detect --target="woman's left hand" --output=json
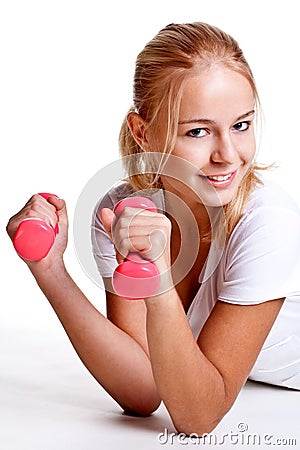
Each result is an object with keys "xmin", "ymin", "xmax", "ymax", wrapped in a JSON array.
[{"xmin": 100, "ymin": 205, "xmax": 173, "ymax": 287}]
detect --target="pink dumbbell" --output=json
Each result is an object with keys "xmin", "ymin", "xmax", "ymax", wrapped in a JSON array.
[
  {"xmin": 112, "ymin": 196, "xmax": 160, "ymax": 300},
  {"xmin": 13, "ymin": 193, "xmax": 59, "ymax": 261}
]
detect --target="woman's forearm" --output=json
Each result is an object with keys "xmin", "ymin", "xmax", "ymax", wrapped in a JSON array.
[
  {"xmin": 29, "ymin": 262, "xmax": 160, "ymax": 415},
  {"xmin": 100, "ymin": 192, "xmax": 229, "ymax": 430},
  {"xmin": 145, "ymin": 290, "xmax": 228, "ymax": 434}
]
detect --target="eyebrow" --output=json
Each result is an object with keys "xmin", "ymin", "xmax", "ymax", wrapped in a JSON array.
[{"xmin": 178, "ymin": 109, "xmax": 256, "ymax": 125}]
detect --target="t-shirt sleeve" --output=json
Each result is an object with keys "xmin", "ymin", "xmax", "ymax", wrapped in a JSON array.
[
  {"xmin": 91, "ymin": 193, "xmax": 118, "ymax": 279},
  {"xmin": 218, "ymin": 206, "xmax": 300, "ymax": 305}
]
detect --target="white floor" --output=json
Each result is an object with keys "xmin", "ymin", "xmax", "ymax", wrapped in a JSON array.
[{"xmin": 1, "ymin": 322, "xmax": 299, "ymax": 450}]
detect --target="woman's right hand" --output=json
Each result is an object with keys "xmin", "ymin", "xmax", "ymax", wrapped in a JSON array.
[{"xmin": 6, "ymin": 194, "xmax": 68, "ymax": 270}]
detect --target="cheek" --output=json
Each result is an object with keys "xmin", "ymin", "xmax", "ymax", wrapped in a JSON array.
[
  {"xmin": 247, "ymin": 142, "xmax": 256, "ymax": 163},
  {"xmin": 238, "ymin": 133, "xmax": 256, "ymax": 164},
  {"xmin": 172, "ymin": 139, "xmax": 208, "ymax": 165},
  {"xmin": 247, "ymin": 130, "xmax": 256, "ymax": 155}
]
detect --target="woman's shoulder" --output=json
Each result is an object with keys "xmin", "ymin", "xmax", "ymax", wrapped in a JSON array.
[
  {"xmin": 94, "ymin": 182, "xmax": 135, "ymax": 210},
  {"xmin": 220, "ymin": 172, "xmax": 300, "ymax": 304},
  {"xmin": 230, "ymin": 172, "xmax": 300, "ymax": 245},
  {"xmin": 94, "ymin": 181, "xmax": 165, "ymax": 212},
  {"xmin": 245, "ymin": 172, "xmax": 300, "ymax": 216}
]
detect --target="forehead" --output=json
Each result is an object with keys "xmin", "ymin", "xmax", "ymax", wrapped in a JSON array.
[{"xmin": 179, "ymin": 67, "xmax": 255, "ymax": 121}]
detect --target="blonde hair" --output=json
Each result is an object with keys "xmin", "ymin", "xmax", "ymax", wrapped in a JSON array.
[{"xmin": 119, "ymin": 22, "xmax": 264, "ymax": 238}]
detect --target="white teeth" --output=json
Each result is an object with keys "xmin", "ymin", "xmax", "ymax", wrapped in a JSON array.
[{"xmin": 207, "ymin": 173, "xmax": 232, "ymax": 182}]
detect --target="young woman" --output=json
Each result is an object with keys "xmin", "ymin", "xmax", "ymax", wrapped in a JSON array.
[{"xmin": 7, "ymin": 22, "xmax": 300, "ymax": 436}]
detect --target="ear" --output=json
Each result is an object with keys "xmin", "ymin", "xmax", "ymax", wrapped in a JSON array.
[{"xmin": 127, "ymin": 112, "xmax": 150, "ymax": 150}]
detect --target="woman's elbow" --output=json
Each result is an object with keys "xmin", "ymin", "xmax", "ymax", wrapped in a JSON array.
[
  {"xmin": 121, "ymin": 397, "xmax": 162, "ymax": 417},
  {"xmin": 170, "ymin": 401, "xmax": 233, "ymax": 437},
  {"xmin": 173, "ymin": 417, "xmax": 221, "ymax": 437}
]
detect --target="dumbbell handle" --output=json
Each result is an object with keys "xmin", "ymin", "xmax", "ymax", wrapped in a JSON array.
[
  {"xmin": 112, "ymin": 196, "xmax": 160, "ymax": 300},
  {"xmin": 13, "ymin": 193, "xmax": 59, "ymax": 261}
]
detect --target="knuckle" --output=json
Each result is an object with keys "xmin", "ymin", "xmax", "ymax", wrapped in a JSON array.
[
  {"xmin": 6, "ymin": 220, "xmax": 13, "ymax": 235},
  {"xmin": 30, "ymin": 194, "xmax": 42, "ymax": 205},
  {"xmin": 116, "ymin": 240, "xmax": 129, "ymax": 258},
  {"xmin": 118, "ymin": 228, "xmax": 129, "ymax": 244},
  {"xmin": 160, "ymin": 215, "xmax": 171, "ymax": 231},
  {"xmin": 26, "ymin": 208, "xmax": 39, "ymax": 217},
  {"xmin": 117, "ymin": 216, "xmax": 129, "ymax": 230}
]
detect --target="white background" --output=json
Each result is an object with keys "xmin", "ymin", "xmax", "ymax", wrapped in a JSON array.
[{"xmin": 1, "ymin": 0, "xmax": 300, "ymax": 340}]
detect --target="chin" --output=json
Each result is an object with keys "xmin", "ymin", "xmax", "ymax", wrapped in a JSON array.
[{"xmin": 191, "ymin": 182, "xmax": 236, "ymax": 208}]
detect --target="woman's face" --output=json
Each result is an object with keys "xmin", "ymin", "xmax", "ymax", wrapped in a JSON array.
[{"xmin": 158, "ymin": 66, "xmax": 256, "ymax": 208}]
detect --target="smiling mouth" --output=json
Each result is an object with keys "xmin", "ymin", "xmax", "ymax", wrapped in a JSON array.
[
  {"xmin": 206, "ymin": 173, "xmax": 233, "ymax": 182},
  {"xmin": 200, "ymin": 171, "xmax": 237, "ymax": 186}
]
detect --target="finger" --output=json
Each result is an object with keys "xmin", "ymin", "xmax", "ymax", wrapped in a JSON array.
[
  {"xmin": 100, "ymin": 208, "xmax": 115, "ymax": 238},
  {"xmin": 47, "ymin": 196, "xmax": 68, "ymax": 230},
  {"xmin": 115, "ymin": 249, "xmax": 125, "ymax": 265},
  {"xmin": 32, "ymin": 195, "xmax": 59, "ymax": 230}
]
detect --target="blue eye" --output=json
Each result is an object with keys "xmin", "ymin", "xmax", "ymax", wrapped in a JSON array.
[
  {"xmin": 233, "ymin": 121, "xmax": 250, "ymax": 131},
  {"xmin": 186, "ymin": 128, "xmax": 207, "ymax": 138}
]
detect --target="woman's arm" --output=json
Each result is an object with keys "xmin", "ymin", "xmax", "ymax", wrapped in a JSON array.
[
  {"xmin": 31, "ymin": 263, "xmax": 161, "ymax": 415},
  {"xmin": 100, "ymin": 204, "xmax": 285, "ymax": 435},
  {"xmin": 145, "ymin": 291, "xmax": 284, "ymax": 435},
  {"xmin": 6, "ymin": 195, "xmax": 160, "ymax": 416}
]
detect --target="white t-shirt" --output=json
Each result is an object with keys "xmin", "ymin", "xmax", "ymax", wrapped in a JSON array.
[{"xmin": 91, "ymin": 174, "xmax": 300, "ymax": 389}]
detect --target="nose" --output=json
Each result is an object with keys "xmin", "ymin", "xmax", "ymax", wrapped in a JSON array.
[{"xmin": 211, "ymin": 133, "xmax": 238, "ymax": 165}]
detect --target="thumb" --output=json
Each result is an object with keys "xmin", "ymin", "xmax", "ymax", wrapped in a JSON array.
[
  {"xmin": 99, "ymin": 207, "xmax": 115, "ymax": 238},
  {"xmin": 47, "ymin": 196, "xmax": 68, "ymax": 228}
]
